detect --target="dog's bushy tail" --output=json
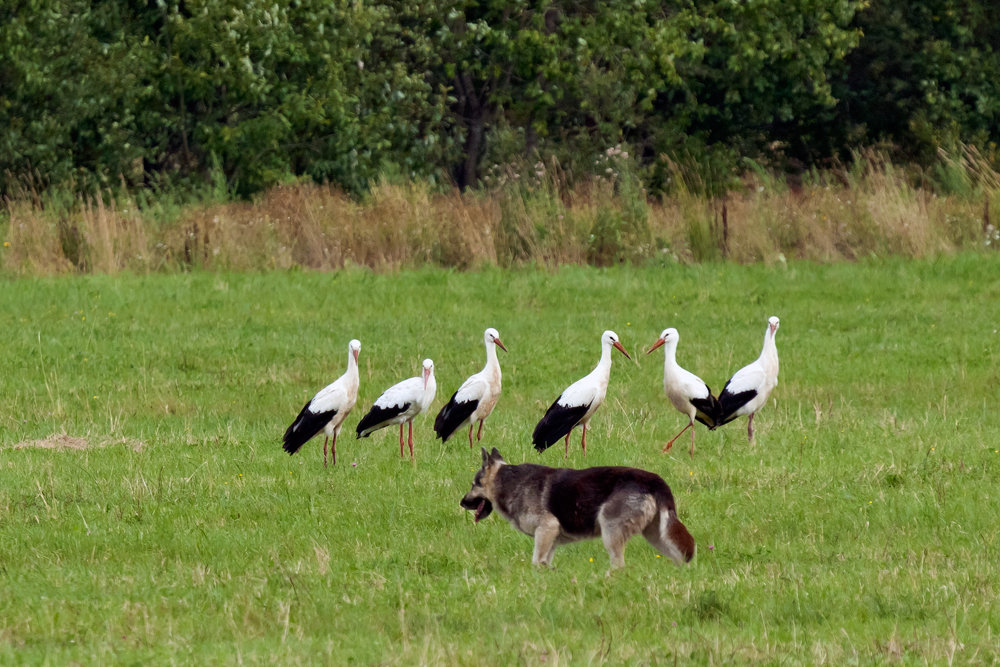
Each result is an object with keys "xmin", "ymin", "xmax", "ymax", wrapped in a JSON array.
[
  {"xmin": 647, "ymin": 481, "xmax": 695, "ymax": 564},
  {"xmin": 664, "ymin": 510, "xmax": 695, "ymax": 563}
]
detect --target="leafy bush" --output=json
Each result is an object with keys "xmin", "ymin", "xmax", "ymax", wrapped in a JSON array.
[{"xmin": 1, "ymin": 0, "xmax": 998, "ymax": 200}]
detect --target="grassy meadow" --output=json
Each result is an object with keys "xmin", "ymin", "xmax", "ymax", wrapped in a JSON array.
[{"xmin": 2, "ymin": 256, "xmax": 1000, "ymax": 663}]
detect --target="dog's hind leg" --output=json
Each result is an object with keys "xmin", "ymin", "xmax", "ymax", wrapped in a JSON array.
[
  {"xmin": 601, "ymin": 526, "xmax": 628, "ymax": 569},
  {"xmin": 599, "ymin": 495, "xmax": 656, "ymax": 569},
  {"xmin": 598, "ymin": 509, "xmax": 634, "ymax": 569},
  {"xmin": 532, "ymin": 517, "xmax": 561, "ymax": 566},
  {"xmin": 541, "ymin": 540, "xmax": 558, "ymax": 566}
]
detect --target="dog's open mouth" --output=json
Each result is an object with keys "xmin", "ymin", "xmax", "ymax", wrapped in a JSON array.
[
  {"xmin": 465, "ymin": 498, "xmax": 492, "ymax": 522},
  {"xmin": 461, "ymin": 494, "xmax": 493, "ymax": 522}
]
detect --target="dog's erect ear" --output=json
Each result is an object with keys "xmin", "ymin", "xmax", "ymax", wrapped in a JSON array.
[
  {"xmin": 480, "ymin": 447, "xmax": 489, "ymax": 468},
  {"xmin": 490, "ymin": 447, "xmax": 505, "ymax": 463}
]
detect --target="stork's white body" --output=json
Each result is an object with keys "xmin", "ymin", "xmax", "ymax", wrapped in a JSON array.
[
  {"xmin": 356, "ymin": 359, "xmax": 437, "ymax": 459},
  {"xmin": 557, "ymin": 346, "xmax": 615, "ymax": 425},
  {"xmin": 365, "ymin": 368, "xmax": 437, "ymax": 429},
  {"xmin": 648, "ymin": 328, "xmax": 718, "ymax": 457},
  {"xmin": 717, "ymin": 317, "xmax": 780, "ymax": 441},
  {"xmin": 283, "ymin": 339, "xmax": 361, "ymax": 466},
  {"xmin": 454, "ymin": 351, "xmax": 502, "ymax": 425},
  {"xmin": 532, "ymin": 330, "xmax": 631, "ymax": 457},
  {"xmin": 434, "ymin": 329, "xmax": 507, "ymax": 447}
]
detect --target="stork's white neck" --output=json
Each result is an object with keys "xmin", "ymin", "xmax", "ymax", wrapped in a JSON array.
[
  {"xmin": 421, "ymin": 371, "xmax": 437, "ymax": 408},
  {"xmin": 596, "ymin": 340, "xmax": 615, "ymax": 374},
  {"xmin": 484, "ymin": 340, "xmax": 502, "ymax": 378},
  {"xmin": 346, "ymin": 348, "xmax": 360, "ymax": 379},
  {"xmin": 759, "ymin": 327, "xmax": 779, "ymax": 372},
  {"xmin": 662, "ymin": 339, "xmax": 679, "ymax": 371}
]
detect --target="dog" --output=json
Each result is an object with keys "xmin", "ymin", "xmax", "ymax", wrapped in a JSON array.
[{"xmin": 460, "ymin": 448, "xmax": 695, "ymax": 568}]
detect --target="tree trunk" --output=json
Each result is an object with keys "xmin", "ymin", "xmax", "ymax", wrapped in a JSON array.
[{"xmin": 455, "ymin": 71, "xmax": 485, "ymax": 190}]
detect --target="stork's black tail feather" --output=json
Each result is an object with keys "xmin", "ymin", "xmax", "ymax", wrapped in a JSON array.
[
  {"xmin": 433, "ymin": 393, "xmax": 478, "ymax": 442},
  {"xmin": 356, "ymin": 402, "xmax": 410, "ymax": 439},
  {"xmin": 532, "ymin": 401, "xmax": 590, "ymax": 452},
  {"xmin": 691, "ymin": 391, "xmax": 720, "ymax": 430},
  {"xmin": 282, "ymin": 401, "xmax": 335, "ymax": 454},
  {"xmin": 714, "ymin": 388, "xmax": 757, "ymax": 429}
]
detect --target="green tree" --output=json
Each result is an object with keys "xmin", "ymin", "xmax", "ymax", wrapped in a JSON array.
[
  {"xmin": 0, "ymin": 0, "xmax": 158, "ymax": 191},
  {"xmin": 394, "ymin": 0, "xmax": 860, "ymax": 190},
  {"xmin": 149, "ymin": 0, "xmax": 437, "ymax": 196},
  {"xmin": 0, "ymin": 0, "xmax": 452, "ymax": 197},
  {"xmin": 837, "ymin": 0, "xmax": 1000, "ymax": 163}
]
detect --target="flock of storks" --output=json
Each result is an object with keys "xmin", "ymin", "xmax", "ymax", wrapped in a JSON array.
[{"xmin": 282, "ymin": 318, "xmax": 780, "ymax": 466}]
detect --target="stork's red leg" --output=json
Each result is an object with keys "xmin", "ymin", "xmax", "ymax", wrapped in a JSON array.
[
  {"xmin": 331, "ymin": 431, "xmax": 337, "ymax": 466},
  {"xmin": 407, "ymin": 421, "xmax": 414, "ymax": 459},
  {"xmin": 468, "ymin": 424, "xmax": 474, "ymax": 449},
  {"xmin": 663, "ymin": 422, "xmax": 692, "ymax": 453},
  {"xmin": 689, "ymin": 420, "xmax": 696, "ymax": 459},
  {"xmin": 476, "ymin": 420, "xmax": 484, "ymax": 441},
  {"xmin": 323, "ymin": 437, "xmax": 329, "ymax": 467},
  {"xmin": 747, "ymin": 413, "xmax": 755, "ymax": 442},
  {"xmin": 581, "ymin": 424, "xmax": 587, "ymax": 455},
  {"xmin": 399, "ymin": 424, "xmax": 405, "ymax": 458}
]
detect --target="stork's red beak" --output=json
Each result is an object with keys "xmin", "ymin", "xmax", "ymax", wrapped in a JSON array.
[
  {"xmin": 646, "ymin": 338, "xmax": 666, "ymax": 354},
  {"xmin": 613, "ymin": 340, "xmax": 632, "ymax": 360},
  {"xmin": 494, "ymin": 338, "xmax": 508, "ymax": 353}
]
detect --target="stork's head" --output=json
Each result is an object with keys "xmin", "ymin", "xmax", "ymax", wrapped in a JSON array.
[
  {"xmin": 484, "ymin": 327, "xmax": 508, "ymax": 353},
  {"xmin": 422, "ymin": 358, "xmax": 434, "ymax": 388},
  {"xmin": 647, "ymin": 327, "xmax": 678, "ymax": 354},
  {"xmin": 349, "ymin": 339, "xmax": 361, "ymax": 362},
  {"xmin": 767, "ymin": 316, "xmax": 780, "ymax": 336},
  {"xmin": 602, "ymin": 330, "xmax": 631, "ymax": 360}
]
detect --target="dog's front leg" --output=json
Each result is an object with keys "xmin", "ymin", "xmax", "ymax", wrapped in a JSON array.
[{"xmin": 532, "ymin": 518, "xmax": 561, "ymax": 566}]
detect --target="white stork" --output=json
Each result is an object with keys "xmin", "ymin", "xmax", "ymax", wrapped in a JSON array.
[
  {"xmin": 434, "ymin": 328, "xmax": 507, "ymax": 447},
  {"xmin": 647, "ymin": 328, "xmax": 719, "ymax": 458},
  {"xmin": 716, "ymin": 316, "xmax": 780, "ymax": 441},
  {"xmin": 532, "ymin": 330, "xmax": 631, "ymax": 457},
  {"xmin": 282, "ymin": 339, "xmax": 361, "ymax": 467},
  {"xmin": 355, "ymin": 358, "xmax": 437, "ymax": 460}
]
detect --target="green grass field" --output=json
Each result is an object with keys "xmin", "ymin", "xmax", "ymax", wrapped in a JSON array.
[{"xmin": 2, "ymin": 255, "xmax": 999, "ymax": 663}]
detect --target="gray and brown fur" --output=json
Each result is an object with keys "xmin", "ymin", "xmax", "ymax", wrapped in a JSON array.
[{"xmin": 460, "ymin": 448, "xmax": 695, "ymax": 568}]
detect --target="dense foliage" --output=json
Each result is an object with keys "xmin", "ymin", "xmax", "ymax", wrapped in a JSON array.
[{"xmin": 1, "ymin": 0, "xmax": 998, "ymax": 197}]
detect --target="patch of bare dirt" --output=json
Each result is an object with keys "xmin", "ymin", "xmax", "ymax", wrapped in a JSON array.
[
  {"xmin": 11, "ymin": 434, "xmax": 147, "ymax": 451},
  {"xmin": 14, "ymin": 434, "xmax": 91, "ymax": 450}
]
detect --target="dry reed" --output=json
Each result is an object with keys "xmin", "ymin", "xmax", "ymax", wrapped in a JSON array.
[{"xmin": 2, "ymin": 151, "xmax": 997, "ymax": 275}]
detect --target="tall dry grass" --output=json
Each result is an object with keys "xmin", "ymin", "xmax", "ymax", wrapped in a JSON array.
[{"xmin": 2, "ymin": 150, "xmax": 998, "ymax": 275}]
